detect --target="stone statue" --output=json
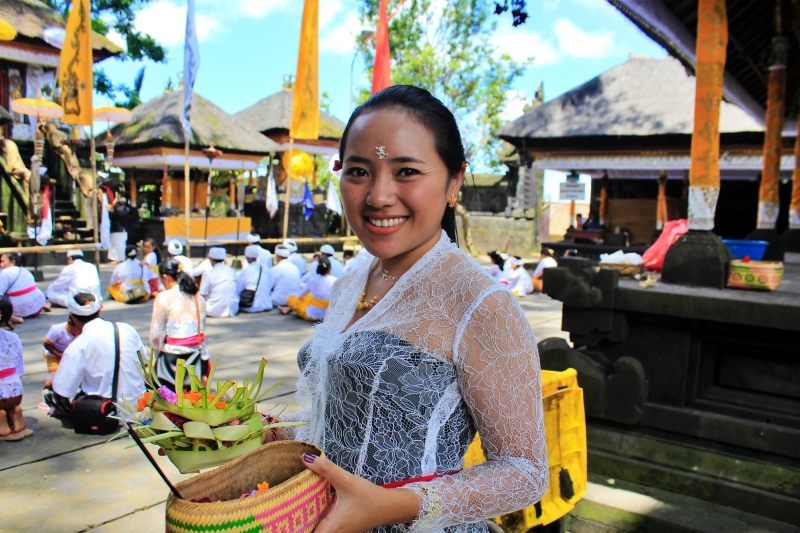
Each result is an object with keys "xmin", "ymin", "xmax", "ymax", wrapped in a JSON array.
[{"xmin": 39, "ymin": 121, "xmax": 93, "ymax": 197}]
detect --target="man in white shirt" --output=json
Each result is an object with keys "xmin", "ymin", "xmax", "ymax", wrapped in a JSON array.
[
  {"xmin": 342, "ymin": 247, "xmax": 374, "ymax": 274},
  {"xmin": 45, "ymin": 250, "xmax": 102, "ymax": 308},
  {"xmin": 246, "ymin": 234, "xmax": 273, "ymax": 273},
  {"xmin": 284, "ymin": 239, "xmax": 307, "ymax": 275},
  {"xmin": 199, "ymin": 247, "xmax": 239, "ymax": 317},
  {"xmin": 237, "ymin": 246, "xmax": 272, "ymax": 313},
  {"xmin": 43, "ymin": 292, "xmax": 146, "ymax": 417},
  {"xmin": 532, "ymin": 248, "xmax": 558, "ymax": 293},
  {"xmin": 167, "ymin": 239, "xmax": 194, "ymax": 277},
  {"xmin": 271, "ymin": 244, "xmax": 302, "ymax": 307},
  {"xmin": 307, "ymin": 244, "xmax": 343, "ymax": 279}
]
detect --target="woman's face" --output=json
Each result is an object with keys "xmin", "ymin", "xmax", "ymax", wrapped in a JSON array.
[
  {"xmin": 143, "ymin": 241, "xmax": 154, "ymax": 254},
  {"xmin": 0, "ymin": 254, "xmax": 12, "ymax": 269},
  {"xmin": 340, "ymin": 109, "xmax": 463, "ymax": 260}
]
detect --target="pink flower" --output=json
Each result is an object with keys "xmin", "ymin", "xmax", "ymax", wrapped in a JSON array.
[{"xmin": 157, "ymin": 386, "xmax": 178, "ymax": 405}]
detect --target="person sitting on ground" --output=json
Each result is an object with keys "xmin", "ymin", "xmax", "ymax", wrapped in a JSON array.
[
  {"xmin": 199, "ymin": 247, "xmax": 239, "ymax": 317},
  {"xmin": 108, "ymin": 245, "xmax": 155, "ymax": 303},
  {"xmin": 167, "ymin": 239, "xmax": 193, "ymax": 277},
  {"xmin": 283, "ymin": 239, "xmax": 307, "ymax": 275},
  {"xmin": 342, "ymin": 249, "xmax": 355, "ymax": 267},
  {"xmin": 237, "ymin": 246, "xmax": 273, "ymax": 313},
  {"xmin": 270, "ymin": 244, "xmax": 302, "ymax": 308},
  {"xmin": 246, "ymin": 234, "xmax": 273, "ymax": 273},
  {"xmin": 342, "ymin": 246, "xmax": 374, "ymax": 274},
  {"xmin": 0, "ymin": 252, "xmax": 49, "ymax": 322},
  {"xmin": 45, "ymin": 250, "xmax": 101, "ymax": 308},
  {"xmin": 280, "ymin": 257, "xmax": 336, "ymax": 321},
  {"xmin": 192, "ymin": 249, "xmax": 213, "ymax": 285},
  {"xmin": 107, "ymin": 197, "xmax": 130, "ymax": 264},
  {"xmin": 43, "ymin": 320, "xmax": 78, "ymax": 377},
  {"xmin": 305, "ymin": 245, "xmax": 344, "ymax": 281},
  {"xmin": 0, "ymin": 296, "xmax": 33, "ymax": 440},
  {"xmin": 150, "ymin": 259, "xmax": 208, "ymax": 390},
  {"xmin": 531, "ymin": 248, "xmax": 558, "ymax": 293},
  {"xmin": 43, "ymin": 292, "xmax": 146, "ymax": 418},
  {"xmin": 507, "ymin": 256, "xmax": 534, "ymax": 298},
  {"xmin": 141, "ymin": 237, "xmax": 164, "ymax": 294},
  {"xmin": 487, "ymin": 250, "xmax": 509, "ymax": 284}
]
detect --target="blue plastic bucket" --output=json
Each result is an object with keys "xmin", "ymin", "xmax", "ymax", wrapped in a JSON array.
[{"xmin": 722, "ymin": 239, "xmax": 769, "ymax": 260}]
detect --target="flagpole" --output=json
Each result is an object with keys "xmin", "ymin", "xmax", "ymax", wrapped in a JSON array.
[
  {"xmin": 204, "ymin": 160, "xmax": 212, "ymax": 257},
  {"xmin": 282, "ymin": 137, "xmax": 294, "ymax": 242},
  {"xmin": 184, "ymin": 140, "xmax": 191, "ymax": 257},
  {"xmin": 90, "ymin": 123, "xmax": 99, "ymax": 266}
]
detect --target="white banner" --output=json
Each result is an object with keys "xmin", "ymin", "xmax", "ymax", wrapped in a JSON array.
[{"xmin": 181, "ymin": 0, "xmax": 200, "ymax": 140}]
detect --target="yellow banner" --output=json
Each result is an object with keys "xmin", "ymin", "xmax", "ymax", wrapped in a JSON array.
[
  {"xmin": 290, "ymin": 0, "xmax": 319, "ymax": 140},
  {"xmin": 59, "ymin": 0, "xmax": 93, "ymax": 125}
]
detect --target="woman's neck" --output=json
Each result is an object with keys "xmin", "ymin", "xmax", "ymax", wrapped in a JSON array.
[
  {"xmin": 163, "ymin": 277, "xmax": 177, "ymax": 290},
  {"xmin": 376, "ymin": 229, "xmax": 442, "ymax": 279}
]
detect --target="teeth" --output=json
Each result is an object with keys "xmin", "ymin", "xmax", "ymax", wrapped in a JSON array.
[{"xmin": 369, "ymin": 217, "xmax": 407, "ymax": 228}]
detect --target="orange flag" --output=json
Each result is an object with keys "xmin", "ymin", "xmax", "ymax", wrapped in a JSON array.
[
  {"xmin": 59, "ymin": 0, "xmax": 93, "ymax": 125},
  {"xmin": 291, "ymin": 0, "xmax": 319, "ymax": 140},
  {"xmin": 371, "ymin": 0, "xmax": 392, "ymax": 94}
]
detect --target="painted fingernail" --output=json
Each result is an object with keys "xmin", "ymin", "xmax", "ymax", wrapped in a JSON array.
[{"xmin": 303, "ymin": 452, "xmax": 318, "ymax": 464}]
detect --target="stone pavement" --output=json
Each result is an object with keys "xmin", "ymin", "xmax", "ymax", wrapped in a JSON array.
[{"xmin": 0, "ymin": 260, "xmax": 567, "ymax": 533}]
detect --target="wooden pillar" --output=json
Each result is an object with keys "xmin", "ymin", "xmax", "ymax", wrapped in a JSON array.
[
  {"xmin": 162, "ymin": 167, "xmax": 171, "ymax": 209},
  {"xmin": 656, "ymin": 172, "xmax": 667, "ymax": 230},
  {"xmin": 792, "ymin": 118, "xmax": 800, "ymax": 229},
  {"xmin": 757, "ymin": 36, "xmax": 788, "ymax": 230},
  {"xmin": 598, "ymin": 174, "xmax": 608, "ymax": 226},
  {"xmin": 229, "ymin": 173, "xmax": 236, "ymax": 208},
  {"xmin": 130, "ymin": 170, "xmax": 137, "ymax": 207},
  {"xmin": 687, "ymin": 0, "xmax": 727, "ymax": 231},
  {"xmin": 194, "ymin": 179, "xmax": 206, "ymax": 212}
]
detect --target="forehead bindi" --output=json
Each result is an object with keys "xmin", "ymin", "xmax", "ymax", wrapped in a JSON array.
[{"xmin": 346, "ymin": 110, "xmax": 437, "ymax": 162}]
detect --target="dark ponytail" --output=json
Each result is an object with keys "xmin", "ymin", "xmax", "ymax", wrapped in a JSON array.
[
  {"xmin": 317, "ymin": 258, "xmax": 331, "ymax": 275},
  {"xmin": 0, "ymin": 295, "xmax": 13, "ymax": 329},
  {"xmin": 160, "ymin": 258, "xmax": 198, "ymax": 295},
  {"xmin": 339, "ymin": 85, "xmax": 465, "ymax": 244}
]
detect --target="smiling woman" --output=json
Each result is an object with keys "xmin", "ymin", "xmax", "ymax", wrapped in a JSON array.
[{"xmin": 272, "ymin": 86, "xmax": 548, "ymax": 533}]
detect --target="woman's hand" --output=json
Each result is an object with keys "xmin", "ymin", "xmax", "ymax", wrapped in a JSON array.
[{"xmin": 302, "ymin": 453, "xmax": 421, "ymax": 533}]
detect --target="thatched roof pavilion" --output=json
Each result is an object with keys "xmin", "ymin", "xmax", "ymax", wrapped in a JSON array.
[
  {"xmin": 107, "ymin": 90, "xmax": 280, "ymax": 172},
  {"xmin": 234, "ymin": 87, "xmax": 346, "ymax": 156},
  {"xmin": 0, "ymin": 0, "xmax": 122, "ymax": 65}
]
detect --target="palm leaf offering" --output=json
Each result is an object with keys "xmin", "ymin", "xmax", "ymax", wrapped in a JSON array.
[{"xmin": 114, "ymin": 351, "xmax": 304, "ymax": 474}]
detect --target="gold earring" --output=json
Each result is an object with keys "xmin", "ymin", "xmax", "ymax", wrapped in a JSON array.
[{"xmin": 448, "ymin": 194, "xmax": 457, "ymax": 208}]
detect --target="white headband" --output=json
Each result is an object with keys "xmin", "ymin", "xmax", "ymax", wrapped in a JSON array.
[
  {"xmin": 167, "ymin": 240, "xmax": 183, "ymax": 255},
  {"xmin": 247, "ymin": 234, "xmax": 261, "ymax": 244},
  {"xmin": 67, "ymin": 292, "xmax": 101, "ymax": 317},
  {"xmin": 245, "ymin": 245, "xmax": 260, "ymax": 259}
]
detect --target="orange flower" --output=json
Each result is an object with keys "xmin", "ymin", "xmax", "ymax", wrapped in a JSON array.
[
  {"xmin": 215, "ymin": 401, "xmax": 227, "ymax": 409},
  {"xmin": 136, "ymin": 391, "xmax": 152, "ymax": 412},
  {"xmin": 184, "ymin": 391, "xmax": 202, "ymax": 406},
  {"xmin": 257, "ymin": 482, "xmax": 269, "ymax": 493}
]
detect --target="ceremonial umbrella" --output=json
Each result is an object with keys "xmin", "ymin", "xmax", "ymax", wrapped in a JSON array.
[
  {"xmin": 0, "ymin": 19, "xmax": 16, "ymax": 41},
  {"xmin": 94, "ymin": 106, "xmax": 133, "ymax": 167},
  {"xmin": 0, "ymin": 105, "xmax": 12, "ymax": 126}
]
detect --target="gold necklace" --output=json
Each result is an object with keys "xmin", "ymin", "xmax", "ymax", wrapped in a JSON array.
[{"xmin": 356, "ymin": 290, "xmax": 380, "ymax": 311}]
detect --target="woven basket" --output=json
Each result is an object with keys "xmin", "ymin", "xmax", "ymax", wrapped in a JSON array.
[{"xmin": 166, "ymin": 441, "xmax": 331, "ymax": 533}]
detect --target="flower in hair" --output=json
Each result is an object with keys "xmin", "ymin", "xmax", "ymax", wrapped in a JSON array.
[{"xmin": 332, "ymin": 159, "xmax": 342, "ymax": 171}]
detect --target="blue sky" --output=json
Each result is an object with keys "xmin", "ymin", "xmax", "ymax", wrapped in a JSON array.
[{"xmin": 98, "ymin": 0, "xmax": 667, "ymax": 199}]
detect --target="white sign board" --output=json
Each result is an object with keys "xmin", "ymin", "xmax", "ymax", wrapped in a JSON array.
[{"xmin": 559, "ymin": 182, "xmax": 586, "ymax": 201}]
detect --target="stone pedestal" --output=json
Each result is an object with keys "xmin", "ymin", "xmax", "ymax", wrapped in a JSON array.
[
  {"xmin": 745, "ymin": 228, "xmax": 784, "ymax": 261},
  {"xmin": 781, "ymin": 228, "xmax": 800, "ymax": 253},
  {"xmin": 661, "ymin": 230, "xmax": 731, "ymax": 288}
]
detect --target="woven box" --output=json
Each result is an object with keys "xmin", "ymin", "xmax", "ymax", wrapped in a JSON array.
[
  {"xmin": 599, "ymin": 263, "xmax": 644, "ymax": 278},
  {"xmin": 166, "ymin": 441, "xmax": 332, "ymax": 533},
  {"xmin": 727, "ymin": 260, "xmax": 783, "ymax": 291}
]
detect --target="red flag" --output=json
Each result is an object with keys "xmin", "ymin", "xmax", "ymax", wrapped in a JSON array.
[{"xmin": 371, "ymin": 0, "xmax": 391, "ymax": 94}]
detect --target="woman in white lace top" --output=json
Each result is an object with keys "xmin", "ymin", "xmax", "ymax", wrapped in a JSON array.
[
  {"xmin": 275, "ymin": 86, "xmax": 548, "ymax": 533},
  {"xmin": 150, "ymin": 258, "xmax": 208, "ymax": 389}
]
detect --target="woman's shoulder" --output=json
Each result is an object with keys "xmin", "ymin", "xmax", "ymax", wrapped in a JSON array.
[{"xmin": 0, "ymin": 328, "xmax": 22, "ymax": 348}]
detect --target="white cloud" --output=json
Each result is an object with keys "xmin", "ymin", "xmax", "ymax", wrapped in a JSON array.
[
  {"xmin": 320, "ymin": 0, "xmax": 346, "ymax": 30},
  {"xmin": 320, "ymin": 9, "xmax": 362, "ymax": 55},
  {"xmin": 502, "ymin": 89, "xmax": 529, "ymax": 121},
  {"xmin": 493, "ymin": 29, "xmax": 560, "ymax": 66},
  {"xmin": 553, "ymin": 19, "xmax": 615, "ymax": 58},
  {"xmin": 135, "ymin": 1, "xmax": 220, "ymax": 46},
  {"xmin": 232, "ymin": 0, "xmax": 290, "ymax": 19}
]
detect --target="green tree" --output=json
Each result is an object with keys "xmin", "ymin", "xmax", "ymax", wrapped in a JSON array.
[
  {"xmin": 358, "ymin": 0, "xmax": 529, "ymax": 169},
  {"xmin": 46, "ymin": 0, "xmax": 167, "ymax": 102}
]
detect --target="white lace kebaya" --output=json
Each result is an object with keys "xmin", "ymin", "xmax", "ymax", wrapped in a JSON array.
[{"xmin": 286, "ymin": 230, "xmax": 548, "ymax": 533}]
